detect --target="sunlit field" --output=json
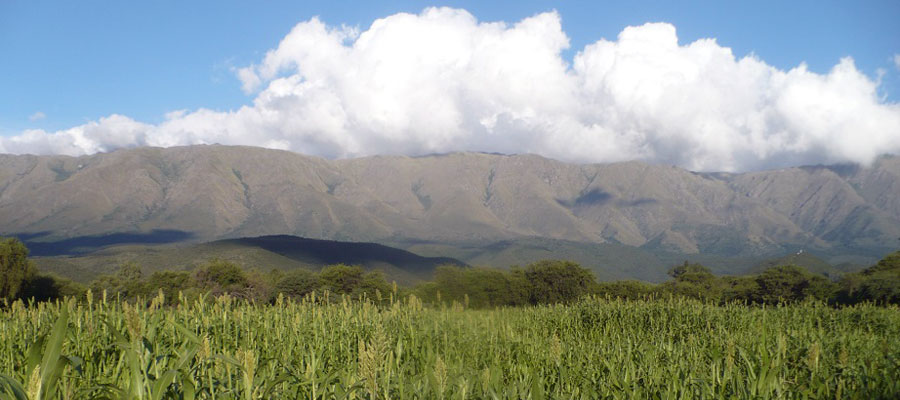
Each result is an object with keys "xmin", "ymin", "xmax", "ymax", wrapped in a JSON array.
[{"xmin": 2, "ymin": 293, "xmax": 899, "ymax": 399}]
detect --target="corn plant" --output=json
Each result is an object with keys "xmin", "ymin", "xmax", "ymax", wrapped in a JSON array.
[
  {"xmin": 1, "ymin": 294, "xmax": 899, "ymax": 399},
  {"xmin": 0, "ymin": 305, "xmax": 81, "ymax": 400}
]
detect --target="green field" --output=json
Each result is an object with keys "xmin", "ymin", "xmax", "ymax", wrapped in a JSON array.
[{"xmin": 1, "ymin": 295, "xmax": 899, "ymax": 399}]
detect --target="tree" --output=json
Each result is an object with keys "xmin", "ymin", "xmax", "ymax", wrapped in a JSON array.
[
  {"xmin": 319, "ymin": 264, "xmax": 364, "ymax": 295},
  {"xmin": 90, "ymin": 262, "xmax": 147, "ymax": 301},
  {"xmin": 145, "ymin": 270, "xmax": 192, "ymax": 303},
  {"xmin": 594, "ymin": 280, "xmax": 655, "ymax": 300},
  {"xmin": 668, "ymin": 261, "xmax": 711, "ymax": 279},
  {"xmin": 193, "ymin": 259, "xmax": 249, "ymax": 296},
  {"xmin": 836, "ymin": 251, "xmax": 900, "ymax": 304},
  {"xmin": 721, "ymin": 276, "xmax": 759, "ymax": 303},
  {"xmin": 20, "ymin": 274, "xmax": 86, "ymax": 302},
  {"xmin": 275, "ymin": 269, "xmax": 320, "ymax": 299},
  {"xmin": 864, "ymin": 251, "xmax": 900, "ymax": 275},
  {"xmin": 357, "ymin": 270, "xmax": 391, "ymax": 300},
  {"xmin": 661, "ymin": 262, "xmax": 723, "ymax": 301},
  {"xmin": 523, "ymin": 260, "xmax": 596, "ymax": 304},
  {"xmin": 0, "ymin": 237, "xmax": 36, "ymax": 301},
  {"xmin": 424, "ymin": 265, "xmax": 530, "ymax": 308},
  {"xmin": 855, "ymin": 274, "xmax": 900, "ymax": 304},
  {"xmin": 752, "ymin": 265, "xmax": 834, "ymax": 304}
]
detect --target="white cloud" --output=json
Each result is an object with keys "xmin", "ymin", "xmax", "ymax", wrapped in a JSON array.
[
  {"xmin": 1, "ymin": 115, "xmax": 151, "ymax": 156},
  {"xmin": 28, "ymin": 112, "xmax": 46, "ymax": 121},
  {"xmin": 2, "ymin": 7, "xmax": 899, "ymax": 171},
  {"xmin": 894, "ymin": 54, "xmax": 900, "ymax": 71}
]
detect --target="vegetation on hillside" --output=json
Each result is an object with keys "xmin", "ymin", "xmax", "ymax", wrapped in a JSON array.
[
  {"xmin": 3, "ymin": 237, "xmax": 900, "ymax": 307},
  {"xmin": 0, "ymin": 237, "xmax": 34, "ymax": 301}
]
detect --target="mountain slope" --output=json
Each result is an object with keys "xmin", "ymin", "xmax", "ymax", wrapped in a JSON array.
[
  {"xmin": 33, "ymin": 235, "xmax": 465, "ymax": 285},
  {"xmin": 3, "ymin": 145, "xmax": 899, "ymax": 269}
]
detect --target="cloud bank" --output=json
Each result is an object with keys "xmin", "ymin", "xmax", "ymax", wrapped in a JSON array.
[{"xmin": 2, "ymin": 8, "xmax": 899, "ymax": 171}]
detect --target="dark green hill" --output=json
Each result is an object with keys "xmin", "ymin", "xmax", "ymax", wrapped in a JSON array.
[
  {"xmin": 220, "ymin": 235, "xmax": 464, "ymax": 280},
  {"xmin": 33, "ymin": 235, "xmax": 465, "ymax": 285},
  {"xmin": 748, "ymin": 251, "xmax": 845, "ymax": 279},
  {"xmin": 392, "ymin": 237, "xmax": 672, "ymax": 282}
]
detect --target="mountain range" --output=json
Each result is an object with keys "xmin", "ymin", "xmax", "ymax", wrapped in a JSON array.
[{"xmin": 2, "ymin": 145, "xmax": 898, "ymax": 281}]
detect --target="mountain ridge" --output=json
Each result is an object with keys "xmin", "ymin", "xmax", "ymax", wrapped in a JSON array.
[{"xmin": 2, "ymin": 145, "xmax": 899, "ymax": 266}]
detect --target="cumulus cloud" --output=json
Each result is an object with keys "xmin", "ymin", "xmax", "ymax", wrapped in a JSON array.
[
  {"xmin": 1, "ymin": 115, "xmax": 151, "ymax": 156},
  {"xmin": 2, "ymin": 7, "xmax": 898, "ymax": 171},
  {"xmin": 28, "ymin": 112, "xmax": 46, "ymax": 121}
]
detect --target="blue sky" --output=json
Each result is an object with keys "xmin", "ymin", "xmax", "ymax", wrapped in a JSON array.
[
  {"xmin": 1, "ymin": 1, "xmax": 898, "ymax": 171},
  {"xmin": 2, "ymin": 0, "xmax": 898, "ymax": 134}
]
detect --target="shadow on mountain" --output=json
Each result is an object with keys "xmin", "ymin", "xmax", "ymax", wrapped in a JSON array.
[
  {"xmin": 801, "ymin": 163, "xmax": 861, "ymax": 178},
  {"xmin": 20, "ymin": 230, "xmax": 195, "ymax": 256},
  {"xmin": 219, "ymin": 235, "xmax": 466, "ymax": 275},
  {"xmin": 618, "ymin": 198, "xmax": 658, "ymax": 207},
  {"xmin": 557, "ymin": 189, "xmax": 614, "ymax": 208}
]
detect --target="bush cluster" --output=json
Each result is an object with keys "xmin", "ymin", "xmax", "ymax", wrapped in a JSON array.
[
  {"xmin": 596, "ymin": 256, "xmax": 900, "ymax": 306},
  {"xmin": 413, "ymin": 260, "xmax": 596, "ymax": 307},
  {"xmin": 81, "ymin": 260, "xmax": 393, "ymax": 305},
  {"xmin": 416, "ymin": 254, "xmax": 900, "ymax": 307},
  {"xmin": 2, "ymin": 236, "xmax": 899, "ymax": 308}
]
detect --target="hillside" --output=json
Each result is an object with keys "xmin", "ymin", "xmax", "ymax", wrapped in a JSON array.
[
  {"xmin": 747, "ymin": 251, "xmax": 848, "ymax": 279},
  {"xmin": 33, "ymin": 235, "xmax": 465, "ymax": 285},
  {"xmin": 3, "ymin": 145, "xmax": 900, "ymax": 276}
]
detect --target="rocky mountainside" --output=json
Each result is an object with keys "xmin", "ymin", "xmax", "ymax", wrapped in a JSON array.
[{"xmin": 2, "ymin": 145, "xmax": 899, "ymax": 263}]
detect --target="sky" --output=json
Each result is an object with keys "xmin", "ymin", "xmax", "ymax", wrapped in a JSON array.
[{"xmin": 1, "ymin": 0, "xmax": 899, "ymax": 171}]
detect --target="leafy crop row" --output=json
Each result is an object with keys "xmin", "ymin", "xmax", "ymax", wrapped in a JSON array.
[{"xmin": 1, "ymin": 293, "xmax": 899, "ymax": 399}]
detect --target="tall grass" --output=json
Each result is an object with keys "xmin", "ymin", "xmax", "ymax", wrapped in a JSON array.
[{"xmin": 1, "ymin": 293, "xmax": 899, "ymax": 399}]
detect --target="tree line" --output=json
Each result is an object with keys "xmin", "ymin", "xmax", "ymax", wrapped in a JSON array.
[{"xmin": 2, "ymin": 236, "xmax": 899, "ymax": 307}]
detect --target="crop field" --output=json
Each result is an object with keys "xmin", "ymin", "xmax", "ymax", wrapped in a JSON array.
[{"xmin": 1, "ymin": 293, "xmax": 899, "ymax": 399}]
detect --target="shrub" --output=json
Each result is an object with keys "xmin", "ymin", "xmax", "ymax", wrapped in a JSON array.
[
  {"xmin": 0, "ymin": 237, "xmax": 36, "ymax": 301},
  {"xmin": 522, "ymin": 260, "xmax": 596, "ymax": 304},
  {"xmin": 275, "ymin": 269, "xmax": 320, "ymax": 299},
  {"xmin": 193, "ymin": 259, "xmax": 250, "ymax": 296}
]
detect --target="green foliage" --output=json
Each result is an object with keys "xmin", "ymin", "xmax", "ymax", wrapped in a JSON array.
[
  {"xmin": 144, "ymin": 270, "xmax": 193, "ymax": 304},
  {"xmin": 20, "ymin": 274, "xmax": 85, "ymax": 303},
  {"xmin": 668, "ymin": 261, "xmax": 712, "ymax": 278},
  {"xmin": 522, "ymin": 260, "xmax": 596, "ymax": 304},
  {"xmin": 9, "ymin": 235, "xmax": 900, "ymax": 310},
  {"xmin": 836, "ymin": 250, "xmax": 900, "ymax": 304},
  {"xmin": 752, "ymin": 265, "xmax": 835, "ymax": 304},
  {"xmin": 88, "ymin": 261, "xmax": 148, "ymax": 302},
  {"xmin": 0, "ymin": 237, "xmax": 36, "ymax": 301},
  {"xmin": 866, "ymin": 250, "xmax": 900, "ymax": 274},
  {"xmin": 318, "ymin": 264, "xmax": 364, "ymax": 295},
  {"xmin": 721, "ymin": 276, "xmax": 759, "ymax": 303},
  {"xmin": 317, "ymin": 264, "xmax": 390, "ymax": 300},
  {"xmin": 417, "ymin": 265, "xmax": 530, "ymax": 308},
  {"xmin": 193, "ymin": 259, "xmax": 248, "ymax": 289},
  {"xmin": 660, "ymin": 262, "xmax": 723, "ymax": 301},
  {"xmin": 357, "ymin": 270, "xmax": 391, "ymax": 300},
  {"xmin": 1, "ymin": 297, "xmax": 900, "ymax": 398},
  {"xmin": 852, "ymin": 273, "xmax": 900, "ymax": 303},
  {"xmin": 274, "ymin": 269, "xmax": 320, "ymax": 299},
  {"xmin": 416, "ymin": 261, "xmax": 596, "ymax": 307},
  {"xmin": 0, "ymin": 306, "xmax": 81, "ymax": 400},
  {"xmin": 594, "ymin": 280, "xmax": 655, "ymax": 300},
  {"xmin": 2, "ymin": 239, "xmax": 900, "ymax": 397},
  {"xmin": 654, "ymin": 261, "xmax": 842, "ymax": 305}
]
